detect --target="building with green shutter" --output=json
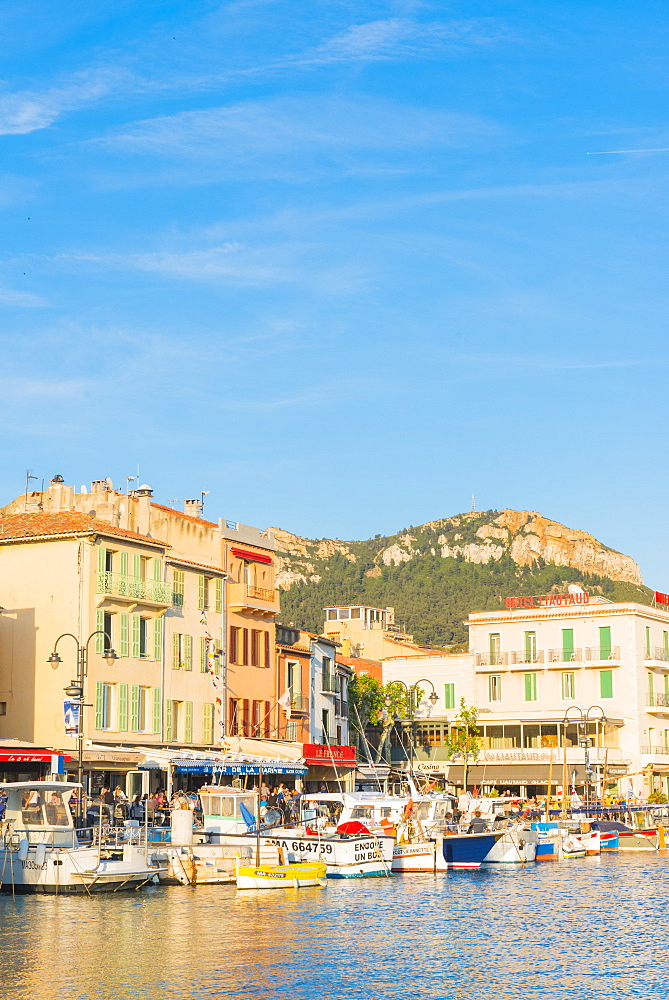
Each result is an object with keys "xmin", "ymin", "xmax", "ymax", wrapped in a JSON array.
[{"xmin": 381, "ymin": 597, "xmax": 669, "ymax": 801}]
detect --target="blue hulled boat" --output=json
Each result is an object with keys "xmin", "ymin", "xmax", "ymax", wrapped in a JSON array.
[{"xmin": 441, "ymin": 831, "xmax": 505, "ymax": 869}]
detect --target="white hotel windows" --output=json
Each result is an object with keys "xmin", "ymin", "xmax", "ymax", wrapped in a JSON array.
[
  {"xmin": 562, "ymin": 671, "xmax": 575, "ymax": 700},
  {"xmin": 488, "ymin": 675, "xmax": 502, "ymax": 702}
]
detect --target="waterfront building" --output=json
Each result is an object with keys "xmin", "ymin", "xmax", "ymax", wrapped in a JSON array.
[
  {"xmin": 0, "ymin": 477, "xmax": 278, "ymax": 783},
  {"xmin": 275, "ymin": 625, "xmax": 312, "ymax": 742},
  {"xmin": 381, "ymin": 595, "xmax": 669, "ymax": 800},
  {"xmin": 323, "ymin": 605, "xmax": 420, "ymax": 660}
]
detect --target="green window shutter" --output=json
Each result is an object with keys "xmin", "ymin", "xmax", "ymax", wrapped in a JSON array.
[
  {"xmin": 95, "ymin": 681, "xmax": 104, "ymax": 730},
  {"xmin": 98, "ymin": 546, "xmax": 106, "ymax": 572},
  {"xmin": 200, "ymin": 637, "xmax": 208, "ymax": 672},
  {"xmin": 131, "ymin": 685, "xmax": 140, "ymax": 732},
  {"xmin": 524, "ymin": 673, "xmax": 537, "ymax": 701},
  {"xmin": 165, "ymin": 701, "xmax": 173, "ymax": 742},
  {"xmin": 153, "ymin": 618, "xmax": 162, "ymax": 661},
  {"xmin": 646, "ymin": 627, "xmax": 652, "ymax": 657},
  {"xmin": 184, "ymin": 701, "xmax": 193, "ymax": 743},
  {"xmin": 215, "ymin": 578, "xmax": 222, "ymax": 613},
  {"xmin": 648, "ymin": 671, "xmax": 654, "ymax": 702},
  {"xmin": 118, "ymin": 683, "xmax": 129, "ymax": 731},
  {"xmin": 599, "ymin": 627, "xmax": 611, "ymax": 660},
  {"xmin": 96, "ymin": 608, "xmax": 105, "ymax": 653},
  {"xmin": 133, "ymin": 554, "xmax": 141, "ymax": 579},
  {"xmin": 119, "ymin": 613, "xmax": 129, "ymax": 657},
  {"xmin": 153, "ymin": 558, "xmax": 161, "ymax": 582},
  {"xmin": 153, "ymin": 688, "xmax": 161, "ymax": 734},
  {"xmin": 120, "ymin": 551, "xmax": 128, "ymax": 577},
  {"xmin": 184, "ymin": 635, "xmax": 192, "ymax": 671},
  {"xmin": 665, "ymin": 674, "xmax": 669, "ymax": 700},
  {"xmin": 132, "ymin": 614, "xmax": 140, "ymax": 658},
  {"xmin": 202, "ymin": 703, "xmax": 214, "ymax": 744},
  {"xmin": 173, "ymin": 633, "xmax": 180, "ymax": 669},
  {"xmin": 600, "ymin": 670, "xmax": 613, "ymax": 699},
  {"xmin": 562, "ymin": 629, "xmax": 574, "ymax": 662},
  {"xmin": 664, "ymin": 632, "xmax": 669, "ymax": 660},
  {"xmin": 198, "ymin": 576, "xmax": 205, "ymax": 610},
  {"xmin": 444, "ymin": 683, "xmax": 455, "ymax": 710}
]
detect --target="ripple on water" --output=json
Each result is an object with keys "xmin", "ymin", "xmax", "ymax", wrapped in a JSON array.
[{"xmin": 0, "ymin": 854, "xmax": 666, "ymax": 999}]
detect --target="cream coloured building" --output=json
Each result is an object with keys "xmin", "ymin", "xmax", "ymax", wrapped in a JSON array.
[{"xmin": 382, "ymin": 596, "xmax": 669, "ymax": 799}]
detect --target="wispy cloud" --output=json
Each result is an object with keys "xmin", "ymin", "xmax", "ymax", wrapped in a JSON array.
[
  {"xmin": 0, "ymin": 67, "xmax": 136, "ymax": 135},
  {"xmin": 300, "ymin": 17, "xmax": 507, "ymax": 66},
  {"xmin": 0, "ymin": 286, "xmax": 48, "ymax": 307}
]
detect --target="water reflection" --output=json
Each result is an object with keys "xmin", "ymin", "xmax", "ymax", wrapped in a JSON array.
[{"xmin": 0, "ymin": 856, "xmax": 666, "ymax": 999}]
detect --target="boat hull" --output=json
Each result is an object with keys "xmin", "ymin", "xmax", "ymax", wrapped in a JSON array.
[
  {"xmin": 483, "ymin": 829, "xmax": 537, "ymax": 864},
  {"xmin": 235, "ymin": 861, "xmax": 327, "ymax": 890},
  {"xmin": 0, "ymin": 849, "xmax": 160, "ymax": 894},
  {"xmin": 392, "ymin": 841, "xmax": 445, "ymax": 873},
  {"xmin": 441, "ymin": 832, "xmax": 504, "ymax": 870}
]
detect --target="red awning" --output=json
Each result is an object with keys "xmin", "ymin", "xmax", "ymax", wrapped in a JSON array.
[
  {"xmin": 231, "ymin": 547, "xmax": 273, "ymax": 565},
  {"xmin": 0, "ymin": 751, "xmax": 72, "ymax": 763},
  {"xmin": 302, "ymin": 744, "xmax": 357, "ymax": 767}
]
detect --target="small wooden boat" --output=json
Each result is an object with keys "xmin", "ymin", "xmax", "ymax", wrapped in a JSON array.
[{"xmin": 235, "ymin": 859, "xmax": 327, "ymax": 890}]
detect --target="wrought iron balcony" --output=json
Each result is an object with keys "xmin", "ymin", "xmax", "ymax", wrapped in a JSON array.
[
  {"xmin": 476, "ymin": 652, "xmax": 508, "ymax": 667},
  {"xmin": 584, "ymin": 646, "xmax": 620, "ymax": 662},
  {"xmin": 647, "ymin": 693, "xmax": 669, "ymax": 708},
  {"xmin": 97, "ymin": 571, "xmax": 172, "ymax": 604},
  {"xmin": 290, "ymin": 693, "xmax": 309, "ymax": 713},
  {"xmin": 547, "ymin": 648, "xmax": 583, "ymax": 663},
  {"xmin": 645, "ymin": 647, "xmax": 669, "ymax": 663},
  {"xmin": 641, "ymin": 745, "xmax": 669, "ymax": 755},
  {"xmin": 510, "ymin": 649, "xmax": 544, "ymax": 665}
]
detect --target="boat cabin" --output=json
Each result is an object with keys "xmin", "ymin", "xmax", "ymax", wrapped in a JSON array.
[
  {"xmin": 0, "ymin": 781, "xmax": 79, "ymax": 846},
  {"xmin": 198, "ymin": 786, "xmax": 258, "ymax": 834}
]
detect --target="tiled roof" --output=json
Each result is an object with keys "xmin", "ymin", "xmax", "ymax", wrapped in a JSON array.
[
  {"xmin": 151, "ymin": 503, "xmax": 217, "ymax": 529},
  {"xmin": 166, "ymin": 555, "xmax": 226, "ymax": 574},
  {"xmin": 336, "ymin": 654, "xmax": 382, "ymax": 668},
  {"xmin": 0, "ymin": 512, "xmax": 168, "ymax": 548}
]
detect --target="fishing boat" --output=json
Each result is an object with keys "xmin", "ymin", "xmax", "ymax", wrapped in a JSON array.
[
  {"xmin": 235, "ymin": 858, "xmax": 327, "ymax": 890},
  {"xmin": 196, "ymin": 788, "xmax": 394, "ymax": 879},
  {"xmin": 531, "ymin": 822, "xmax": 586, "ymax": 861},
  {"xmin": 0, "ymin": 781, "xmax": 163, "ymax": 894}
]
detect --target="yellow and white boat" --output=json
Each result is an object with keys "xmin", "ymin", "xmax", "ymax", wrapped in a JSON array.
[{"xmin": 235, "ymin": 859, "xmax": 327, "ymax": 890}]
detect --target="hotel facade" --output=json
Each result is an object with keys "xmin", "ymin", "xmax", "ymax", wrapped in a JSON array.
[{"xmin": 379, "ymin": 595, "xmax": 669, "ymax": 799}]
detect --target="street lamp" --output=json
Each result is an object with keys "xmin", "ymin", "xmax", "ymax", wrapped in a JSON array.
[
  {"xmin": 561, "ymin": 704, "xmax": 607, "ymax": 813},
  {"xmin": 48, "ymin": 630, "xmax": 118, "ymax": 821},
  {"xmin": 386, "ymin": 678, "xmax": 438, "ymax": 779}
]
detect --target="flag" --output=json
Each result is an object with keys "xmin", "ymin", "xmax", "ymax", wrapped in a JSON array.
[{"xmin": 278, "ymin": 688, "xmax": 292, "ymax": 720}]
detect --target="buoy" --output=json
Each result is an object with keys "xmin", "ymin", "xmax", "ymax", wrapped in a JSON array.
[
  {"xmin": 17, "ymin": 839, "xmax": 29, "ymax": 861},
  {"xmin": 658, "ymin": 825, "xmax": 666, "ymax": 850},
  {"xmin": 34, "ymin": 844, "xmax": 46, "ymax": 866}
]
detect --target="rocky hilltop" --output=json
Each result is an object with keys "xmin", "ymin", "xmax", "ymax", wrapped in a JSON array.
[{"xmin": 272, "ymin": 510, "xmax": 649, "ymax": 646}]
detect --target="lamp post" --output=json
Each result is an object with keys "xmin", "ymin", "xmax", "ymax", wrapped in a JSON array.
[
  {"xmin": 48, "ymin": 631, "xmax": 118, "ymax": 821},
  {"xmin": 561, "ymin": 704, "xmax": 607, "ymax": 812}
]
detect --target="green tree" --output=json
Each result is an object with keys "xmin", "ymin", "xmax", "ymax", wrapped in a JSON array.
[
  {"xmin": 374, "ymin": 681, "xmax": 424, "ymax": 764},
  {"xmin": 444, "ymin": 698, "xmax": 481, "ymax": 792}
]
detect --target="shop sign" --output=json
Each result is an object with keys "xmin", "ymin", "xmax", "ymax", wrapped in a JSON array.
[
  {"xmin": 302, "ymin": 744, "xmax": 356, "ymax": 766},
  {"xmin": 655, "ymin": 592, "xmax": 669, "ymax": 606},
  {"xmin": 505, "ymin": 592, "xmax": 590, "ymax": 610}
]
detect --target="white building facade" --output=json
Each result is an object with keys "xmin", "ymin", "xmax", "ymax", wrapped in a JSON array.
[{"xmin": 382, "ymin": 597, "xmax": 669, "ymax": 799}]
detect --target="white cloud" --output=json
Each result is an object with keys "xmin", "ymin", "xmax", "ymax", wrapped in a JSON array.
[
  {"xmin": 0, "ymin": 66, "xmax": 135, "ymax": 135},
  {"xmin": 0, "ymin": 286, "xmax": 48, "ymax": 307}
]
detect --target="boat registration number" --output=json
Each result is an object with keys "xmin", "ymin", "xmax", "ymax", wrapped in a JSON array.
[{"xmin": 269, "ymin": 840, "xmax": 334, "ymax": 855}]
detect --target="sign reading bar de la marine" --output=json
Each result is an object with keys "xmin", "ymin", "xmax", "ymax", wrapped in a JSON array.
[{"xmin": 505, "ymin": 592, "xmax": 590, "ymax": 610}]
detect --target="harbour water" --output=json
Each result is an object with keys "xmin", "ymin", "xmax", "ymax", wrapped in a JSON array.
[{"xmin": 1, "ymin": 854, "xmax": 666, "ymax": 999}]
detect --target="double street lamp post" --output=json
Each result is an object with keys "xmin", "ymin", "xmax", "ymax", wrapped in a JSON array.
[
  {"xmin": 48, "ymin": 631, "xmax": 118, "ymax": 821},
  {"xmin": 561, "ymin": 704, "xmax": 607, "ymax": 813}
]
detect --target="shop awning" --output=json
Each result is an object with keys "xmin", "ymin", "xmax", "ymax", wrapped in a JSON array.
[
  {"xmin": 173, "ymin": 761, "xmax": 307, "ymax": 775},
  {"xmin": 0, "ymin": 751, "xmax": 71, "ymax": 763},
  {"xmin": 231, "ymin": 547, "xmax": 273, "ymax": 565},
  {"xmin": 303, "ymin": 743, "xmax": 357, "ymax": 768}
]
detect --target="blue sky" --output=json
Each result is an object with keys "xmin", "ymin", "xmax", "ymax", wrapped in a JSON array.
[{"xmin": 1, "ymin": 1, "xmax": 668, "ymax": 585}]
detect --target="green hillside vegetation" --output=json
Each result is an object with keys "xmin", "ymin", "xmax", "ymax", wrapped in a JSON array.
[{"xmin": 277, "ymin": 514, "xmax": 652, "ymax": 646}]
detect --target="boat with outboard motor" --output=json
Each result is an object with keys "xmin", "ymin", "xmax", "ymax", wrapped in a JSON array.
[{"xmin": 0, "ymin": 781, "xmax": 164, "ymax": 893}]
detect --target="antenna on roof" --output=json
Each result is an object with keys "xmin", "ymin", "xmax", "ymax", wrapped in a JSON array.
[
  {"xmin": 471, "ymin": 494, "xmax": 477, "ymax": 513},
  {"xmin": 24, "ymin": 470, "xmax": 38, "ymax": 510}
]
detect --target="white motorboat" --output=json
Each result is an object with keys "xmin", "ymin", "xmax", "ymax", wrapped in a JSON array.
[{"xmin": 0, "ymin": 781, "xmax": 164, "ymax": 894}]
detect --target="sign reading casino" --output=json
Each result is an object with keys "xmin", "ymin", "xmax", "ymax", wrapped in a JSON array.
[{"xmin": 505, "ymin": 592, "xmax": 590, "ymax": 610}]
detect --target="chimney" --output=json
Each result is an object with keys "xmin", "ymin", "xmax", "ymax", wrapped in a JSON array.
[
  {"xmin": 184, "ymin": 499, "xmax": 202, "ymax": 517},
  {"xmin": 135, "ymin": 484, "xmax": 153, "ymax": 535},
  {"xmin": 48, "ymin": 475, "xmax": 72, "ymax": 512}
]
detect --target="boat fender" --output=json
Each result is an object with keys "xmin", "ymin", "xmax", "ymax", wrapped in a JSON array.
[
  {"xmin": 17, "ymin": 839, "xmax": 29, "ymax": 861},
  {"xmin": 34, "ymin": 844, "xmax": 46, "ymax": 866},
  {"xmin": 518, "ymin": 838, "xmax": 525, "ymax": 848}
]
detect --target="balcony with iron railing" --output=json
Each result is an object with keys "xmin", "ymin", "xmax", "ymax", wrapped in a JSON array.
[
  {"xmin": 335, "ymin": 699, "xmax": 348, "ymax": 718},
  {"xmin": 290, "ymin": 693, "xmax": 309, "ymax": 713},
  {"xmin": 509, "ymin": 649, "xmax": 545, "ymax": 666},
  {"xmin": 647, "ymin": 693, "xmax": 669, "ymax": 711},
  {"xmin": 547, "ymin": 648, "xmax": 583, "ymax": 665},
  {"xmin": 228, "ymin": 581, "xmax": 280, "ymax": 615},
  {"xmin": 641, "ymin": 745, "xmax": 669, "ymax": 755},
  {"xmin": 96, "ymin": 571, "xmax": 172, "ymax": 605},
  {"xmin": 645, "ymin": 646, "xmax": 669, "ymax": 666},
  {"xmin": 321, "ymin": 671, "xmax": 337, "ymax": 694},
  {"xmin": 475, "ymin": 652, "xmax": 509, "ymax": 668},
  {"xmin": 584, "ymin": 646, "xmax": 621, "ymax": 665}
]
